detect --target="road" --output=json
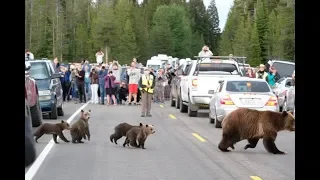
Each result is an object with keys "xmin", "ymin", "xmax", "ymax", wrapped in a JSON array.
[{"xmin": 25, "ymin": 101, "xmax": 295, "ymax": 180}]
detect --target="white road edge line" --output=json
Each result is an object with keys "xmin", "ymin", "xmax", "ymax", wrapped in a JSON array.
[{"xmin": 25, "ymin": 101, "xmax": 91, "ymax": 180}]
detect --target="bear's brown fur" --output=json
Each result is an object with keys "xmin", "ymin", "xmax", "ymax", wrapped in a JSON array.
[
  {"xmin": 123, "ymin": 124, "xmax": 155, "ymax": 149},
  {"xmin": 33, "ymin": 120, "xmax": 70, "ymax": 144},
  {"xmin": 218, "ymin": 108, "xmax": 295, "ymax": 154},
  {"xmin": 110, "ymin": 122, "xmax": 143, "ymax": 144},
  {"xmin": 70, "ymin": 109, "xmax": 91, "ymax": 143}
]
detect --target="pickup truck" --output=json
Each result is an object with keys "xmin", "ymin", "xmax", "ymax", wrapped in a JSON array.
[{"xmin": 178, "ymin": 56, "xmax": 244, "ymax": 117}]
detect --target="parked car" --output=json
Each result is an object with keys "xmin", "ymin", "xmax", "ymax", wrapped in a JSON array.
[
  {"xmin": 25, "ymin": 61, "xmax": 43, "ymax": 127},
  {"xmin": 285, "ymin": 82, "xmax": 295, "ymax": 111},
  {"xmin": 209, "ymin": 78, "xmax": 279, "ymax": 128},
  {"xmin": 170, "ymin": 61, "xmax": 192, "ymax": 109},
  {"xmin": 273, "ymin": 77, "xmax": 293, "ymax": 111},
  {"xmin": 28, "ymin": 59, "xmax": 64, "ymax": 119},
  {"xmin": 179, "ymin": 58, "xmax": 242, "ymax": 117}
]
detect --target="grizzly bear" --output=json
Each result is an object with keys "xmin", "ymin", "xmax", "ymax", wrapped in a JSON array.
[
  {"xmin": 123, "ymin": 124, "xmax": 155, "ymax": 149},
  {"xmin": 218, "ymin": 108, "xmax": 295, "ymax": 154},
  {"xmin": 33, "ymin": 120, "xmax": 70, "ymax": 144},
  {"xmin": 110, "ymin": 122, "xmax": 143, "ymax": 144},
  {"xmin": 70, "ymin": 109, "xmax": 91, "ymax": 143}
]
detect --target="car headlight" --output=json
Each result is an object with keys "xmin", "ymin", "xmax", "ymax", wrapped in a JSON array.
[
  {"xmin": 39, "ymin": 95, "xmax": 51, "ymax": 101},
  {"xmin": 39, "ymin": 90, "xmax": 51, "ymax": 96}
]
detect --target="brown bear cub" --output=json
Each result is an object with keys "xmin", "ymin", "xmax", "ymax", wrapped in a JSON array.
[
  {"xmin": 70, "ymin": 109, "xmax": 91, "ymax": 144},
  {"xmin": 33, "ymin": 120, "xmax": 70, "ymax": 144},
  {"xmin": 123, "ymin": 124, "xmax": 155, "ymax": 149},
  {"xmin": 110, "ymin": 122, "xmax": 143, "ymax": 144},
  {"xmin": 218, "ymin": 108, "xmax": 295, "ymax": 154}
]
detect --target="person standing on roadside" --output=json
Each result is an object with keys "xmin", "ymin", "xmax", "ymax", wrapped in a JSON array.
[
  {"xmin": 109, "ymin": 60, "xmax": 122, "ymax": 104},
  {"xmin": 127, "ymin": 61, "xmax": 141, "ymax": 105},
  {"xmin": 84, "ymin": 66, "xmax": 91, "ymax": 100},
  {"xmin": 76, "ymin": 67, "xmax": 86, "ymax": 103},
  {"xmin": 154, "ymin": 68, "xmax": 167, "ymax": 103},
  {"xmin": 98, "ymin": 66, "xmax": 108, "ymax": 105},
  {"xmin": 89, "ymin": 68, "xmax": 99, "ymax": 104},
  {"xmin": 95, "ymin": 50, "xmax": 104, "ymax": 65},
  {"xmin": 255, "ymin": 64, "xmax": 268, "ymax": 80},
  {"xmin": 25, "ymin": 49, "xmax": 34, "ymax": 60},
  {"xmin": 139, "ymin": 68, "xmax": 156, "ymax": 117},
  {"xmin": 53, "ymin": 57, "xmax": 60, "ymax": 71},
  {"xmin": 246, "ymin": 68, "xmax": 256, "ymax": 78},
  {"xmin": 104, "ymin": 71, "xmax": 117, "ymax": 106},
  {"xmin": 60, "ymin": 66, "xmax": 71, "ymax": 102},
  {"xmin": 266, "ymin": 67, "xmax": 280, "ymax": 88}
]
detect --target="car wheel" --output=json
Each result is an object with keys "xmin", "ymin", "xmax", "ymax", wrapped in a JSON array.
[
  {"xmin": 187, "ymin": 97, "xmax": 197, "ymax": 117},
  {"xmin": 57, "ymin": 104, "xmax": 64, "ymax": 116},
  {"xmin": 175, "ymin": 95, "xmax": 180, "ymax": 109},
  {"xmin": 170, "ymin": 94, "xmax": 175, "ymax": 107},
  {"xmin": 214, "ymin": 107, "xmax": 221, "ymax": 128},
  {"xmin": 283, "ymin": 98, "xmax": 288, "ymax": 111},
  {"xmin": 179, "ymin": 94, "xmax": 187, "ymax": 113},
  {"xmin": 50, "ymin": 99, "xmax": 58, "ymax": 119},
  {"xmin": 209, "ymin": 112, "xmax": 215, "ymax": 124},
  {"xmin": 30, "ymin": 97, "xmax": 43, "ymax": 127}
]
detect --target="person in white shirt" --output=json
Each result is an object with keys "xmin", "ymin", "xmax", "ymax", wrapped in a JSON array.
[
  {"xmin": 25, "ymin": 49, "xmax": 34, "ymax": 60},
  {"xmin": 198, "ymin": 45, "xmax": 213, "ymax": 57},
  {"xmin": 95, "ymin": 50, "xmax": 104, "ymax": 64}
]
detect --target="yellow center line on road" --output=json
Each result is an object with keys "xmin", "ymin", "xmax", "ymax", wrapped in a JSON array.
[
  {"xmin": 169, "ymin": 114, "xmax": 176, "ymax": 119},
  {"xmin": 250, "ymin": 176, "xmax": 262, "ymax": 180},
  {"xmin": 159, "ymin": 104, "xmax": 164, "ymax": 108},
  {"xmin": 192, "ymin": 133, "xmax": 206, "ymax": 142}
]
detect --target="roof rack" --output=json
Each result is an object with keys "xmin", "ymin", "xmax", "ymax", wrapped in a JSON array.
[{"xmin": 193, "ymin": 56, "xmax": 247, "ymax": 76}]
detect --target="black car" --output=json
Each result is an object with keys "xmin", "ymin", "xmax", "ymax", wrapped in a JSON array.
[{"xmin": 28, "ymin": 59, "xmax": 64, "ymax": 119}]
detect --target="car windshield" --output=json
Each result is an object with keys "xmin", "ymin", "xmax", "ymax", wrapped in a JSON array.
[
  {"xmin": 148, "ymin": 65, "xmax": 160, "ymax": 70},
  {"xmin": 196, "ymin": 63, "xmax": 239, "ymax": 75},
  {"xmin": 29, "ymin": 62, "xmax": 50, "ymax": 79},
  {"xmin": 226, "ymin": 81, "xmax": 271, "ymax": 93},
  {"xmin": 272, "ymin": 62, "xmax": 295, "ymax": 78}
]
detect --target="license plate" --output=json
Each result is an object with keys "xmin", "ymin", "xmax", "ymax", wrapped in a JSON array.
[{"xmin": 241, "ymin": 99, "xmax": 257, "ymax": 105}]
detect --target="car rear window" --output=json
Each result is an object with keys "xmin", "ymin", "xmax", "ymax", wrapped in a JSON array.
[
  {"xmin": 226, "ymin": 81, "xmax": 271, "ymax": 92},
  {"xmin": 195, "ymin": 63, "xmax": 239, "ymax": 75},
  {"xmin": 272, "ymin": 62, "xmax": 295, "ymax": 78},
  {"xmin": 29, "ymin": 62, "xmax": 50, "ymax": 79}
]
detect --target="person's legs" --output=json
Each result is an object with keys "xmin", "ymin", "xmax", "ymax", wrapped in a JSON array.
[
  {"xmin": 99, "ymin": 85, "xmax": 105, "ymax": 104},
  {"xmin": 146, "ymin": 93, "xmax": 153, "ymax": 117},
  {"xmin": 93, "ymin": 84, "xmax": 99, "ymax": 104},
  {"xmin": 141, "ymin": 92, "xmax": 147, "ymax": 117},
  {"xmin": 77, "ymin": 83, "xmax": 83, "ymax": 103},
  {"xmin": 159, "ymin": 86, "xmax": 165, "ymax": 103},
  {"xmin": 79, "ymin": 83, "xmax": 86, "ymax": 103},
  {"xmin": 132, "ymin": 84, "xmax": 138, "ymax": 104},
  {"xmin": 128, "ymin": 84, "xmax": 133, "ymax": 105},
  {"xmin": 90, "ymin": 84, "xmax": 95, "ymax": 103}
]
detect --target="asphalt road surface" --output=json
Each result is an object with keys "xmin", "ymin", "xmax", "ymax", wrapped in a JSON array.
[{"xmin": 25, "ymin": 101, "xmax": 295, "ymax": 180}]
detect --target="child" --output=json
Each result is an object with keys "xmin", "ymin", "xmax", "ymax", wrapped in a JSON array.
[{"xmin": 118, "ymin": 81, "xmax": 128, "ymax": 105}]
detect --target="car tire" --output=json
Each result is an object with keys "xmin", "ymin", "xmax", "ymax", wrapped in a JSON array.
[
  {"xmin": 214, "ymin": 107, "xmax": 221, "ymax": 128},
  {"xmin": 50, "ymin": 99, "xmax": 58, "ymax": 119},
  {"xmin": 170, "ymin": 94, "xmax": 175, "ymax": 107},
  {"xmin": 179, "ymin": 94, "xmax": 187, "ymax": 113},
  {"xmin": 175, "ymin": 95, "xmax": 180, "ymax": 109},
  {"xmin": 30, "ymin": 97, "xmax": 43, "ymax": 127},
  {"xmin": 187, "ymin": 98, "xmax": 197, "ymax": 117},
  {"xmin": 57, "ymin": 105, "xmax": 64, "ymax": 116},
  {"xmin": 209, "ymin": 112, "xmax": 215, "ymax": 124}
]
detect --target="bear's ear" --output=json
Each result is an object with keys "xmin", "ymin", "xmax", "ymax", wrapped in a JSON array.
[
  {"xmin": 81, "ymin": 109, "xmax": 84, "ymax": 112},
  {"xmin": 139, "ymin": 123, "xmax": 143, "ymax": 126},
  {"xmin": 88, "ymin": 109, "xmax": 91, "ymax": 112},
  {"xmin": 61, "ymin": 120, "xmax": 64, "ymax": 123},
  {"xmin": 282, "ymin": 111, "xmax": 288, "ymax": 116},
  {"xmin": 146, "ymin": 124, "xmax": 149, "ymax": 127}
]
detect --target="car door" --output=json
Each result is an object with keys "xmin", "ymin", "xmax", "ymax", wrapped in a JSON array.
[
  {"xmin": 49, "ymin": 62, "xmax": 63, "ymax": 106},
  {"xmin": 287, "ymin": 83, "xmax": 295, "ymax": 110},
  {"xmin": 180, "ymin": 63, "xmax": 192, "ymax": 101}
]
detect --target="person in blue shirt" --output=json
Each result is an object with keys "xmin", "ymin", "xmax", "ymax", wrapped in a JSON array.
[
  {"xmin": 266, "ymin": 67, "xmax": 280, "ymax": 88},
  {"xmin": 60, "ymin": 66, "xmax": 71, "ymax": 101},
  {"xmin": 98, "ymin": 65, "xmax": 108, "ymax": 104}
]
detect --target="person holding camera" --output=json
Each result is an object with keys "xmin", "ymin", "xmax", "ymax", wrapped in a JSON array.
[
  {"xmin": 139, "ymin": 68, "xmax": 156, "ymax": 117},
  {"xmin": 89, "ymin": 68, "xmax": 99, "ymax": 104},
  {"xmin": 104, "ymin": 71, "xmax": 117, "ymax": 105},
  {"xmin": 154, "ymin": 68, "xmax": 167, "ymax": 103},
  {"xmin": 60, "ymin": 66, "xmax": 71, "ymax": 102},
  {"xmin": 198, "ymin": 45, "xmax": 213, "ymax": 57},
  {"xmin": 25, "ymin": 49, "xmax": 34, "ymax": 60}
]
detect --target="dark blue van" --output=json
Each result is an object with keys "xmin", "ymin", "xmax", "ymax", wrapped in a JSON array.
[{"xmin": 28, "ymin": 59, "xmax": 64, "ymax": 119}]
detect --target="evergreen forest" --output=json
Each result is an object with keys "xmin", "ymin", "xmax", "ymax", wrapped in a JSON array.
[{"xmin": 25, "ymin": 0, "xmax": 295, "ymax": 66}]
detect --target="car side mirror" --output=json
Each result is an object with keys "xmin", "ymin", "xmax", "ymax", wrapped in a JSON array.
[
  {"xmin": 25, "ymin": 61, "xmax": 31, "ymax": 70},
  {"xmin": 51, "ymin": 73, "xmax": 61, "ymax": 79}
]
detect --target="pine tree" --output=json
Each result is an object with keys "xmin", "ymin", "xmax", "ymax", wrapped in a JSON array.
[
  {"xmin": 254, "ymin": 0, "xmax": 268, "ymax": 63},
  {"xmin": 149, "ymin": 21, "xmax": 174, "ymax": 55},
  {"xmin": 207, "ymin": 0, "xmax": 221, "ymax": 55},
  {"xmin": 249, "ymin": 23, "xmax": 262, "ymax": 66},
  {"xmin": 233, "ymin": 16, "xmax": 248, "ymax": 56},
  {"xmin": 118, "ymin": 19, "xmax": 138, "ymax": 64},
  {"xmin": 266, "ymin": 10, "xmax": 278, "ymax": 59}
]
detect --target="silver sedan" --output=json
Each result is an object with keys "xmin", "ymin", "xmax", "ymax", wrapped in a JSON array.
[
  {"xmin": 209, "ymin": 78, "xmax": 279, "ymax": 128},
  {"xmin": 273, "ymin": 77, "xmax": 293, "ymax": 111}
]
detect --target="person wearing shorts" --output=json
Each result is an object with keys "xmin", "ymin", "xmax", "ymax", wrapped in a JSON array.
[{"xmin": 127, "ymin": 61, "xmax": 141, "ymax": 105}]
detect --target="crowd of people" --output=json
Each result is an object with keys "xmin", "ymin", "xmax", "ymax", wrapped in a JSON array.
[{"xmin": 57, "ymin": 57, "xmax": 175, "ymax": 117}]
